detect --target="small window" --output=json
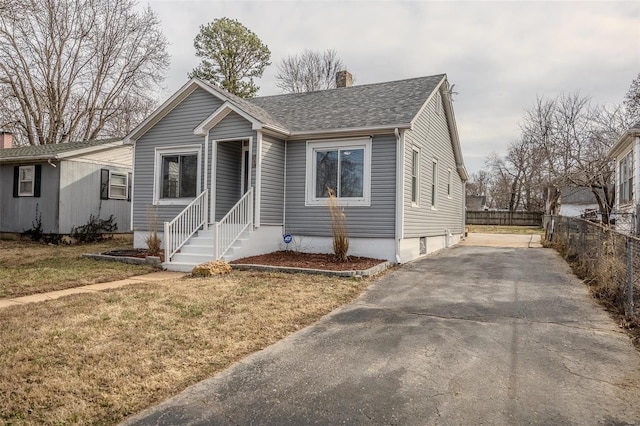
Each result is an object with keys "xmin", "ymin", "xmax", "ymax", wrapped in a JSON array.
[
  {"xmin": 109, "ymin": 172, "xmax": 128, "ymax": 200},
  {"xmin": 431, "ymin": 159, "xmax": 438, "ymax": 208},
  {"xmin": 18, "ymin": 165, "xmax": 34, "ymax": 196},
  {"xmin": 447, "ymin": 168, "xmax": 452, "ymax": 197},
  {"xmin": 411, "ymin": 148, "xmax": 420, "ymax": 205},
  {"xmin": 306, "ymin": 138, "xmax": 371, "ymax": 206},
  {"xmin": 154, "ymin": 146, "xmax": 201, "ymax": 205},
  {"xmin": 619, "ymin": 151, "xmax": 634, "ymax": 204}
]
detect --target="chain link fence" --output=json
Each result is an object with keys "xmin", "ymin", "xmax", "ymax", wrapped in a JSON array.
[{"xmin": 547, "ymin": 215, "xmax": 640, "ymax": 322}]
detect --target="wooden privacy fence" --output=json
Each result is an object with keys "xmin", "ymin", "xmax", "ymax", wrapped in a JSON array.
[{"xmin": 466, "ymin": 210, "xmax": 543, "ymax": 226}]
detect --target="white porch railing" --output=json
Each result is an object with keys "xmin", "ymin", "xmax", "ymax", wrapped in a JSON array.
[
  {"xmin": 164, "ymin": 190, "xmax": 208, "ymax": 262},
  {"xmin": 216, "ymin": 187, "xmax": 253, "ymax": 259}
]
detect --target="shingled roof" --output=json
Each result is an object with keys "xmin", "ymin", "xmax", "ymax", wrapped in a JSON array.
[
  {"xmin": 0, "ymin": 138, "xmax": 122, "ymax": 161},
  {"xmin": 247, "ymin": 74, "xmax": 445, "ymax": 132},
  {"xmin": 128, "ymin": 73, "xmax": 449, "ymax": 139}
]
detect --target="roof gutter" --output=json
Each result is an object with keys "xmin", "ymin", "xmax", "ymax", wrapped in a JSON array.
[{"xmin": 609, "ymin": 127, "xmax": 640, "ymax": 157}]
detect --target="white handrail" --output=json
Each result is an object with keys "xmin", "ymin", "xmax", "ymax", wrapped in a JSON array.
[
  {"xmin": 216, "ymin": 187, "xmax": 253, "ymax": 259},
  {"xmin": 164, "ymin": 190, "xmax": 208, "ymax": 262}
]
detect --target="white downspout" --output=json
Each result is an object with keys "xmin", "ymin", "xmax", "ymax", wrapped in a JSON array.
[
  {"xmin": 203, "ymin": 133, "xmax": 209, "ymax": 229},
  {"xmin": 394, "ymin": 127, "xmax": 405, "ymax": 263},
  {"xmin": 255, "ymin": 131, "xmax": 263, "ymax": 228},
  {"xmin": 283, "ymin": 139, "xmax": 287, "ymax": 234}
]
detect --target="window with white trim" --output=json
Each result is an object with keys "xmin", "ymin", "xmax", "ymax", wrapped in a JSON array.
[
  {"xmin": 154, "ymin": 146, "xmax": 200, "ymax": 204},
  {"xmin": 447, "ymin": 168, "xmax": 452, "ymax": 197},
  {"xmin": 431, "ymin": 159, "xmax": 438, "ymax": 208},
  {"xmin": 411, "ymin": 148, "xmax": 420, "ymax": 205},
  {"xmin": 18, "ymin": 165, "xmax": 34, "ymax": 196},
  {"xmin": 619, "ymin": 150, "xmax": 634, "ymax": 204},
  {"xmin": 109, "ymin": 171, "xmax": 128, "ymax": 199},
  {"xmin": 306, "ymin": 138, "xmax": 371, "ymax": 206}
]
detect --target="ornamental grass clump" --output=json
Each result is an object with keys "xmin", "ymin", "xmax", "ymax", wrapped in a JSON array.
[{"xmin": 327, "ymin": 188, "xmax": 349, "ymax": 262}]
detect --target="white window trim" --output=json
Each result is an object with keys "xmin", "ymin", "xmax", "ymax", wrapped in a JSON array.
[
  {"xmin": 411, "ymin": 147, "xmax": 420, "ymax": 206},
  {"xmin": 153, "ymin": 145, "xmax": 202, "ymax": 206},
  {"xmin": 18, "ymin": 165, "xmax": 34, "ymax": 197},
  {"xmin": 619, "ymin": 150, "xmax": 634, "ymax": 205},
  {"xmin": 431, "ymin": 158, "xmax": 438, "ymax": 210},
  {"xmin": 108, "ymin": 171, "xmax": 128, "ymax": 200},
  {"xmin": 305, "ymin": 137, "xmax": 372, "ymax": 207}
]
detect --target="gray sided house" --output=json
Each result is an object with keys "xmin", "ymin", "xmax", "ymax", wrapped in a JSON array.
[
  {"xmin": 609, "ymin": 122, "xmax": 640, "ymax": 235},
  {"xmin": 126, "ymin": 72, "xmax": 468, "ymax": 271},
  {"xmin": 0, "ymin": 134, "xmax": 132, "ymax": 235}
]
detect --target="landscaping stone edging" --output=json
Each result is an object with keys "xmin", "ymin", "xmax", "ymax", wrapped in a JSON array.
[
  {"xmin": 230, "ymin": 260, "xmax": 395, "ymax": 278},
  {"xmin": 82, "ymin": 253, "xmax": 162, "ymax": 267}
]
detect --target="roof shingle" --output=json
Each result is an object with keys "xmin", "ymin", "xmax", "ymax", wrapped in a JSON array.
[{"xmin": 0, "ymin": 138, "xmax": 121, "ymax": 160}]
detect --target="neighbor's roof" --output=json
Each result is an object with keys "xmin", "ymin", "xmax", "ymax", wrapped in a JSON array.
[
  {"xmin": 247, "ymin": 74, "xmax": 446, "ymax": 132},
  {"xmin": 0, "ymin": 138, "xmax": 123, "ymax": 161},
  {"xmin": 560, "ymin": 186, "xmax": 605, "ymax": 205}
]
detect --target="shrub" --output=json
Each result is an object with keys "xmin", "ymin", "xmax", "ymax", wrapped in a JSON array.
[
  {"xmin": 71, "ymin": 214, "xmax": 117, "ymax": 243},
  {"xmin": 191, "ymin": 260, "xmax": 232, "ymax": 277},
  {"xmin": 22, "ymin": 205, "xmax": 44, "ymax": 242},
  {"xmin": 145, "ymin": 206, "xmax": 162, "ymax": 256},
  {"xmin": 327, "ymin": 188, "xmax": 349, "ymax": 262}
]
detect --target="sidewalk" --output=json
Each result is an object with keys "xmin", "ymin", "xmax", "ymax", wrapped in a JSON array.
[{"xmin": 0, "ymin": 271, "xmax": 186, "ymax": 310}]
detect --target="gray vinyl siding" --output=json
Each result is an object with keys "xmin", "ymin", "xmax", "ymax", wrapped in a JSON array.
[
  {"xmin": 0, "ymin": 162, "xmax": 60, "ymax": 233},
  {"xmin": 404, "ymin": 91, "xmax": 464, "ymax": 237},
  {"xmin": 284, "ymin": 134, "xmax": 396, "ymax": 238},
  {"xmin": 215, "ymin": 141, "xmax": 242, "ymax": 220},
  {"xmin": 260, "ymin": 135, "xmax": 285, "ymax": 224},
  {"xmin": 58, "ymin": 160, "xmax": 131, "ymax": 233},
  {"xmin": 133, "ymin": 88, "xmax": 223, "ymax": 231}
]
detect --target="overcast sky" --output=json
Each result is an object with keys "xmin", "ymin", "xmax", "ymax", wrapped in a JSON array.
[{"xmin": 139, "ymin": 0, "xmax": 640, "ymax": 175}]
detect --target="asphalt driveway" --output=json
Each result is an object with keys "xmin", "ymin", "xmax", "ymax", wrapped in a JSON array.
[{"xmin": 123, "ymin": 241, "xmax": 640, "ymax": 425}]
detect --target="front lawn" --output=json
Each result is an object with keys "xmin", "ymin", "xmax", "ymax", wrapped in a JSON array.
[
  {"xmin": 0, "ymin": 240, "xmax": 156, "ymax": 298},
  {"xmin": 0, "ymin": 271, "xmax": 371, "ymax": 424}
]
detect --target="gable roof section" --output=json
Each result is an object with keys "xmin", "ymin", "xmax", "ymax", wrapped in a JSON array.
[
  {"xmin": 126, "ymin": 74, "xmax": 449, "ymax": 142},
  {"xmin": 0, "ymin": 138, "xmax": 123, "ymax": 162},
  {"xmin": 609, "ymin": 121, "xmax": 640, "ymax": 157},
  {"xmin": 248, "ymin": 75, "xmax": 445, "ymax": 133}
]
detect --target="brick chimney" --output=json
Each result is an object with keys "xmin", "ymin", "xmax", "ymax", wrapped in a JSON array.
[
  {"xmin": 336, "ymin": 70, "xmax": 353, "ymax": 88},
  {"xmin": 0, "ymin": 131, "xmax": 13, "ymax": 149}
]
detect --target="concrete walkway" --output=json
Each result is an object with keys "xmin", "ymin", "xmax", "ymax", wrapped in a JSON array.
[
  {"xmin": 0, "ymin": 271, "xmax": 186, "ymax": 310},
  {"xmin": 122, "ymin": 237, "xmax": 640, "ymax": 425}
]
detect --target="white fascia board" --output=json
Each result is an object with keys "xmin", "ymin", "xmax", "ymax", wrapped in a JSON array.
[
  {"xmin": 440, "ymin": 79, "xmax": 468, "ymax": 182},
  {"xmin": 55, "ymin": 141, "xmax": 125, "ymax": 159},
  {"xmin": 288, "ymin": 124, "xmax": 411, "ymax": 140},
  {"xmin": 409, "ymin": 75, "xmax": 446, "ymax": 129},
  {"xmin": 125, "ymin": 78, "xmax": 236, "ymax": 144},
  {"xmin": 193, "ymin": 101, "xmax": 263, "ymax": 136},
  {"xmin": 609, "ymin": 130, "xmax": 640, "ymax": 158}
]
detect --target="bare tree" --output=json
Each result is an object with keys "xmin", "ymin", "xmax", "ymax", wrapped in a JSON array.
[
  {"xmin": 0, "ymin": 0, "xmax": 169, "ymax": 146},
  {"xmin": 276, "ymin": 49, "xmax": 345, "ymax": 93},
  {"xmin": 624, "ymin": 72, "xmax": 640, "ymax": 124},
  {"xmin": 521, "ymin": 93, "xmax": 626, "ymax": 223}
]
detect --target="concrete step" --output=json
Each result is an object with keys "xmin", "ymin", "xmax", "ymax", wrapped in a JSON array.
[
  {"xmin": 163, "ymin": 262, "xmax": 199, "ymax": 273},
  {"xmin": 180, "ymin": 244, "xmax": 215, "ymax": 255},
  {"xmin": 170, "ymin": 252, "xmax": 216, "ymax": 264}
]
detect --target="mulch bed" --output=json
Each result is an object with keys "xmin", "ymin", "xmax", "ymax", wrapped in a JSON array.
[
  {"xmin": 103, "ymin": 249, "xmax": 165, "ymax": 262},
  {"xmin": 231, "ymin": 250, "xmax": 386, "ymax": 271}
]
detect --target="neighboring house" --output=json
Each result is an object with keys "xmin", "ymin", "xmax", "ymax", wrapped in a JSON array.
[
  {"xmin": 126, "ymin": 71, "xmax": 468, "ymax": 271},
  {"xmin": 609, "ymin": 122, "xmax": 640, "ymax": 235},
  {"xmin": 0, "ymin": 133, "xmax": 132, "ymax": 235},
  {"xmin": 466, "ymin": 195, "xmax": 487, "ymax": 211},
  {"xmin": 558, "ymin": 186, "xmax": 602, "ymax": 217}
]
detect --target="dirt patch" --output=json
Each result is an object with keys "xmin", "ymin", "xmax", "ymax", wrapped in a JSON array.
[{"xmin": 231, "ymin": 251, "xmax": 386, "ymax": 271}]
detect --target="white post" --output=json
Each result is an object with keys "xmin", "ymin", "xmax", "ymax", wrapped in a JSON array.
[{"xmin": 163, "ymin": 221, "xmax": 170, "ymax": 263}]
